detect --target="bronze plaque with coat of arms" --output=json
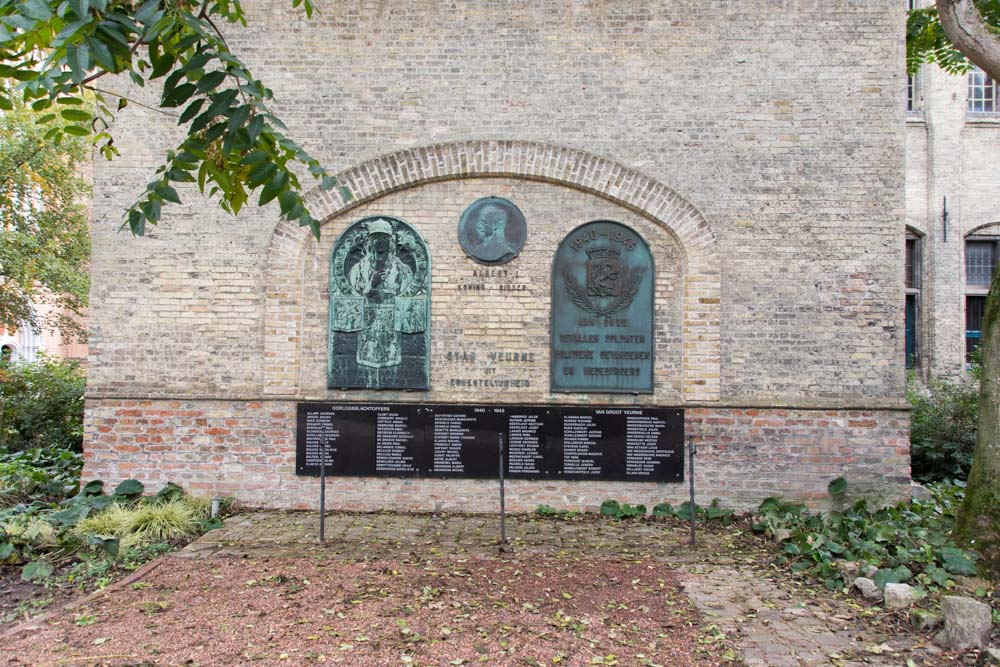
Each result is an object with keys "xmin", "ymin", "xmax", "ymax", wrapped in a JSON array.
[{"xmin": 551, "ymin": 220, "xmax": 654, "ymax": 393}]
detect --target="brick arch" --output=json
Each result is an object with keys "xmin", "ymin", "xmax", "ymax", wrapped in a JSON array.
[{"xmin": 263, "ymin": 140, "xmax": 720, "ymax": 402}]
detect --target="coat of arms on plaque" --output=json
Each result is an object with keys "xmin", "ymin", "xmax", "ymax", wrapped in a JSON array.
[
  {"xmin": 563, "ymin": 246, "xmax": 644, "ymax": 317},
  {"xmin": 328, "ymin": 216, "xmax": 430, "ymax": 389}
]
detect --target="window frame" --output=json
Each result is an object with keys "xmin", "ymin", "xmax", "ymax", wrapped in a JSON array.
[
  {"xmin": 905, "ymin": 231, "xmax": 922, "ymax": 369},
  {"xmin": 968, "ymin": 65, "xmax": 1000, "ymax": 115},
  {"xmin": 965, "ymin": 234, "xmax": 999, "ymax": 364}
]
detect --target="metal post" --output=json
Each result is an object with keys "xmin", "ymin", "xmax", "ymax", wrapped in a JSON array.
[
  {"xmin": 319, "ymin": 441, "xmax": 327, "ymax": 543},
  {"xmin": 688, "ymin": 434, "xmax": 696, "ymax": 546},
  {"xmin": 499, "ymin": 433, "xmax": 507, "ymax": 549}
]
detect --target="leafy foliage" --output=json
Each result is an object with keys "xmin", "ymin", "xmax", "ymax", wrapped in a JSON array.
[
  {"xmin": 907, "ymin": 1, "xmax": 1000, "ymax": 75},
  {"xmin": 907, "ymin": 372, "xmax": 978, "ymax": 483},
  {"xmin": 652, "ymin": 499, "xmax": 736, "ymax": 525},
  {"xmin": 0, "ymin": 103, "xmax": 89, "ymax": 335},
  {"xmin": 0, "ymin": 445, "xmax": 82, "ymax": 505},
  {"xmin": 0, "ymin": 440, "xmax": 220, "ymax": 589},
  {"xmin": 753, "ymin": 480, "xmax": 980, "ymax": 592},
  {"xmin": 0, "ymin": 0, "xmax": 347, "ymax": 237},
  {"xmin": 599, "ymin": 499, "xmax": 646, "ymax": 519},
  {"xmin": 534, "ymin": 504, "xmax": 578, "ymax": 519},
  {"xmin": 0, "ymin": 356, "xmax": 85, "ymax": 453}
]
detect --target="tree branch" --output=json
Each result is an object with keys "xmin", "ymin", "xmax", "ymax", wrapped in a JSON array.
[
  {"xmin": 89, "ymin": 88, "xmax": 181, "ymax": 118},
  {"xmin": 936, "ymin": 0, "xmax": 1000, "ymax": 80}
]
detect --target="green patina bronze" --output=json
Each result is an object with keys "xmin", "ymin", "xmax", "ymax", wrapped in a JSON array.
[
  {"xmin": 328, "ymin": 216, "xmax": 430, "ymax": 389},
  {"xmin": 458, "ymin": 197, "xmax": 527, "ymax": 265},
  {"xmin": 551, "ymin": 220, "xmax": 654, "ymax": 393}
]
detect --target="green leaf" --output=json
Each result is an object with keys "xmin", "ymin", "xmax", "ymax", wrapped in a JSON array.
[
  {"xmin": 179, "ymin": 98, "xmax": 206, "ymax": 124},
  {"xmin": 247, "ymin": 160, "xmax": 277, "ymax": 188},
  {"xmin": 203, "ymin": 87, "xmax": 239, "ymax": 119},
  {"xmin": 163, "ymin": 82, "xmax": 196, "ymax": 108},
  {"xmin": 258, "ymin": 170, "xmax": 289, "ymax": 206},
  {"xmin": 155, "ymin": 482, "xmax": 184, "ymax": 503},
  {"xmin": 82, "ymin": 479, "xmax": 104, "ymax": 496},
  {"xmin": 246, "ymin": 114, "xmax": 264, "ymax": 142},
  {"xmin": 60, "ymin": 108, "xmax": 91, "ymax": 122},
  {"xmin": 135, "ymin": 0, "xmax": 161, "ymax": 22},
  {"xmin": 22, "ymin": 560, "xmax": 54, "ymax": 582},
  {"xmin": 114, "ymin": 478, "xmax": 145, "ymax": 498},
  {"xmin": 600, "ymin": 499, "xmax": 620, "ymax": 517},
  {"xmin": 87, "ymin": 534, "xmax": 120, "ymax": 558},
  {"xmin": 21, "ymin": 0, "xmax": 54, "ymax": 21},
  {"xmin": 873, "ymin": 568, "xmax": 901, "ymax": 590},
  {"xmin": 48, "ymin": 504, "xmax": 91, "ymax": 526},
  {"xmin": 196, "ymin": 70, "xmax": 227, "ymax": 92},
  {"xmin": 128, "ymin": 209, "xmax": 145, "ymax": 236},
  {"xmin": 827, "ymin": 477, "xmax": 848, "ymax": 497},
  {"xmin": 158, "ymin": 184, "xmax": 181, "ymax": 204},
  {"xmin": 227, "ymin": 104, "xmax": 251, "ymax": 132},
  {"xmin": 65, "ymin": 42, "xmax": 91, "ymax": 84},
  {"xmin": 151, "ymin": 50, "xmax": 175, "ymax": 79},
  {"xmin": 278, "ymin": 189, "xmax": 298, "ymax": 216},
  {"xmin": 141, "ymin": 198, "xmax": 161, "ymax": 222},
  {"xmin": 85, "ymin": 35, "xmax": 115, "ymax": 71},
  {"xmin": 0, "ymin": 542, "xmax": 14, "ymax": 561},
  {"xmin": 63, "ymin": 125, "xmax": 90, "ymax": 136},
  {"xmin": 939, "ymin": 547, "xmax": 978, "ymax": 576},
  {"xmin": 68, "ymin": 0, "xmax": 90, "ymax": 19}
]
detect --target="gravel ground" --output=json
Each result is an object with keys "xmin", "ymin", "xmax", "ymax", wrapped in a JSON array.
[{"xmin": 0, "ymin": 553, "xmax": 733, "ymax": 666}]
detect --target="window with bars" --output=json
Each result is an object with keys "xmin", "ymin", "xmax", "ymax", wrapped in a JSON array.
[
  {"xmin": 966, "ymin": 240, "xmax": 997, "ymax": 286},
  {"xmin": 907, "ymin": 74, "xmax": 918, "ymax": 112},
  {"xmin": 965, "ymin": 235, "xmax": 998, "ymax": 364},
  {"xmin": 968, "ymin": 66, "xmax": 999, "ymax": 113}
]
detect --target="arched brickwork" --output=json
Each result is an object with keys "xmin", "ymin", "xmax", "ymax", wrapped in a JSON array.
[{"xmin": 263, "ymin": 141, "xmax": 720, "ymax": 402}]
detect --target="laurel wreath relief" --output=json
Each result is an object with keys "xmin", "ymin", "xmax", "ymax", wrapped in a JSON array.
[{"xmin": 563, "ymin": 268, "xmax": 645, "ymax": 317}]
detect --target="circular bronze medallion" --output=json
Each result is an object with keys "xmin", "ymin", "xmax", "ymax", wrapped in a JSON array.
[{"xmin": 458, "ymin": 197, "xmax": 527, "ymax": 264}]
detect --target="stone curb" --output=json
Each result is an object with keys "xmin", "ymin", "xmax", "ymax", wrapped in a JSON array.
[{"xmin": 0, "ymin": 556, "xmax": 166, "ymax": 643}]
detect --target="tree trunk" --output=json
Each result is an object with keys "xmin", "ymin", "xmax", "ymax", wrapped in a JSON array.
[
  {"xmin": 955, "ymin": 266, "xmax": 1000, "ymax": 578},
  {"xmin": 936, "ymin": 0, "xmax": 1000, "ymax": 80}
]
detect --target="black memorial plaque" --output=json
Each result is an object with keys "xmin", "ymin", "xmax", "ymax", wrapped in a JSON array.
[
  {"xmin": 296, "ymin": 403, "xmax": 683, "ymax": 482},
  {"xmin": 428, "ymin": 406, "xmax": 505, "ymax": 478},
  {"xmin": 504, "ymin": 407, "xmax": 551, "ymax": 478}
]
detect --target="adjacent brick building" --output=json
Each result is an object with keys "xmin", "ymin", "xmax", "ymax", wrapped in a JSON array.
[
  {"xmin": 83, "ymin": 0, "xmax": 912, "ymax": 511},
  {"xmin": 905, "ymin": 59, "xmax": 1000, "ymax": 377}
]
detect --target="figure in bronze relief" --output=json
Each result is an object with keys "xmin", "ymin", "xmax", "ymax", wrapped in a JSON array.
[{"xmin": 329, "ymin": 216, "xmax": 430, "ymax": 389}]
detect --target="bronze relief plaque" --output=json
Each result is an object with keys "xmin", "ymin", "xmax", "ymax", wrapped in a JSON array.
[
  {"xmin": 551, "ymin": 220, "xmax": 654, "ymax": 393},
  {"xmin": 458, "ymin": 197, "xmax": 527, "ymax": 264},
  {"xmin": 328, "ymin": 216, "xmax": 430, "ymax": 389}
]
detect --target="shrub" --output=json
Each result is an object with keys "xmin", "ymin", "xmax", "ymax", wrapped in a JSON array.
[
  {"xmin": 0, "ymin": 357, "xmax": 85, "ymax": 453},
  {"xmin": 653, "ymin": 499, "xmax": 736, "ymax": 525},
  {"xmin": 907, "ymin": 372, "xmax": 978, "ymax": 482},
  {"xmin": 600, "ymin": 499, "xmax": 646, "ymax": 519},
  {"xmin": 0, "ymin": 446, "xmax": 83, "ymax": 505},
  {"xmin": 754, "ymin": 480, "xmax": 979, "ymax": 592}
]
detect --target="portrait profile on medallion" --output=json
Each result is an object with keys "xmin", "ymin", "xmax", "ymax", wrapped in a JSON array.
[
  {"xmin": 328, "ymin": 216, "xmax": 430, "ymax": 390},
  {"xmin": 458, "ymin": 197, "xmax": 527, "ymax": 265}
]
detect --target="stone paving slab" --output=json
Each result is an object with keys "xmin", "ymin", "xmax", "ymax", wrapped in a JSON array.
[{"xmin": 174, "ymin": 511, "xmax": 943, "ymax": 666}]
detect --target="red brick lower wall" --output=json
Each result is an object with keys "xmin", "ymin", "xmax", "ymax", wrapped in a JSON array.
[{"xmin": 82, "ymin": 399, "xmax": 911, "ymax": 512}]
